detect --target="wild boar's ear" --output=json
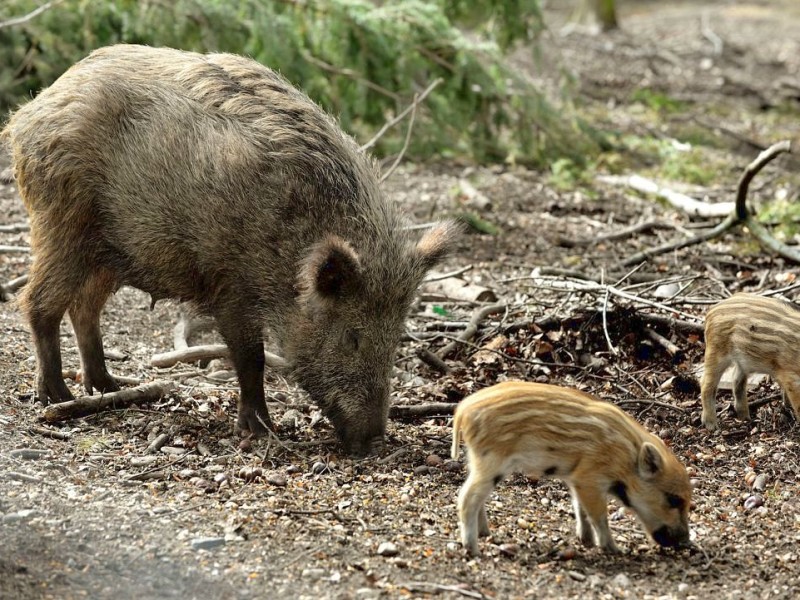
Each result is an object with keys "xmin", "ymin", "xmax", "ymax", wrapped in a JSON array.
[
  {"xmin": 413, "ymin": 220, "xmax": 461, "ymax": 273},
  {"xmin": 300, "ymin": 236, "xmax": 363, "ymax": 300},
  {"xmin": 638, "ymin": 442, "xmax": 664, "ymax": 479}
]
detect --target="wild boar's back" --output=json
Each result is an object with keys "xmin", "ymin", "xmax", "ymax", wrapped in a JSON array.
[{"xmin": 5, "ymin": 44, "xmax": 395, "ymax": 316}]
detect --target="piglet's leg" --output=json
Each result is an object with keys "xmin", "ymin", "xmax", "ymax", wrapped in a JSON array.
[
  {"xmin": 777, "ymin": 370, "xmax": 800, "ymax": 422},
  {"xmin": 571, "ymin": 484, "xmax": 619, "ymax": 553},
  {"xmin": 478, "ymin": 505, "xmax": 490, "ymax": 538},
  {"xmin": 731, "ymin": 365, "xmax": 751, "ymax": 421},
  {"xmin": 568, "ymin": 485, "xmax": 595, "ymax": 547},
  {"xmin": 457, "ymin": 472, "xmax": 496, "ymax": 556},
  {"xmin": 700, "ymin": 351, "xmax": 731, "ymax": 431}
]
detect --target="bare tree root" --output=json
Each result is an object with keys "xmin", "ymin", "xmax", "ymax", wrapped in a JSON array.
[
  {"xmin": 41, "ymin": 381, "xmax": 176, "ymax": 424},
  {"xmin": 619, "ymin": 140, "xmax": 793, "ymax": 267}
]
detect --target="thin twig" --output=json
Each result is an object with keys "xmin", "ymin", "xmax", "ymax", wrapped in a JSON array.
[
  {"xmin": 300, "ymin": 51, "xmax": 399, "ymax": 102},
  {"xmin": 379, "ymin": 91, "xmax": 418, "ymax": 183},
  {"xmin": 0, "ymin": 0, "xmax": 62, "ymax": 30},
  {"xmin": 359, "ymin": 78, "xmax": 443, "ymax": 152}
]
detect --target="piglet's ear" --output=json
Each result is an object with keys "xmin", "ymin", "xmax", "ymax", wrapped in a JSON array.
[
  {"xmin": 300, "ymin": 236, "xmax": 363, "ymax": 300},
  {"xmin": 413, "ymin": 220, "xmax": 461, "ymax": 273},
  {"xmin": 638, "ymin": 442, "xmax": 664, "ymax": 480}
]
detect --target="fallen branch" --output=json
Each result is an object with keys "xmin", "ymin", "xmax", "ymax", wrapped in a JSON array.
[
  {"xmin": 151, "ymin": 344, "xmax": 288, "ymax": 371},
  {"xmin": 62, "ymin": 369, "xmax": 140, "ymax": 387},
  {"xmin": 619, "ymin": 140, "xmax": 793, "ymax": 267},
  {"xmin": 416, "ymin": 347, "xmax": 451, "ymax": 374},
  {"xmin": 644, "ymin": 328, "xmax": 683, "ymax": 358},
  {"xmin": 41, "ymin": 381, "xmax": 176, "ymax": 424},
  {"xmin": 563, "ymin": 220, "xmax": 676, "ymax": 248},
  {"xmin": 437, "ymin": 303, "xmax": 507, "ymax": 360},
  {"xmin": 390, "ymin": 403, "xmax": 456, "ymax": 419},
  {"xmin": 398, "ymin": 582, "xmax": 485, "ymax": 599},
  {"xmin": 598, "ymin": 174, "xmax": 733, "ymax": 218}
]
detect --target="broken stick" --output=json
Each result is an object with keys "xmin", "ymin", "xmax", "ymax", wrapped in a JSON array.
[
  {"xmin": 151, "ymin": 344, "xmax": 288, "ymax": 370},
  {"xmin": 41, "ymin": 381, "xmax": 176, "ymax": 424}
]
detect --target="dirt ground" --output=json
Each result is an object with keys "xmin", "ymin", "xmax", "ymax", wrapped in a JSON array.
[{"xmin": 2, "ymin": 1, "xmax": 800, "ymax": 599}]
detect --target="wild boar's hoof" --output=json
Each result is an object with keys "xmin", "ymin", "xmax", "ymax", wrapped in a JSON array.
[
  {"xmin": 37, "ymin": 377, "xmax": 75, "ymax": 406},
  {"xmin": 236, "ymin": 406, "xmax": 274, "ymax": 436}
]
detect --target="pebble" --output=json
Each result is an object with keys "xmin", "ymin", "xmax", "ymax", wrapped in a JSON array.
[
  {"xmin": 160, "ymin": 446, "xmax": 186, "ymax": 455},
  {"xmin": 286, "ymin": 464, "xmax": 302, "ymax": 475},
  {"xmin": 413, "ymin": 465, "xmax": 431, "ymax": 476},
  {"xmin": 568, "ymin": 570, "xmax": 586, "ymax": 582},
  {"xmin": 498, "ymin": 543, "xmax": 519, "ymax": 557},
  {"xmin": 744, "ymin": 471, "xmax": 757, "ymax": 487},
  {"xmin": 753, "ymin": 473, "xmax": 768, "ymax": 492},
  {"xmin": 612, "ymin": 573, "xmax": 631, "ymax": 588},
  {"xmin": 744, "ymin": 495, "xmax": 764, "ymax": 510},
  {"xmin": 2, "ymin": 509, "xmax": 39, "ymax": 523},
  {"xmin": 238, "ymin": 466, "xmax": 263, "ymax": 482},
  {"xmin": 279, "ymin": 409, "xmax": 303, "ymax": 431},
  {"xmin": 130, "ymin": 455, "xmax": 159, "ymax": 467},
  {"xmin": 425, "ymin": 454, "xmax": 443, "ymax": 467},
  {"xmin": 312, "ymin": 461, "xmax": 330, "ymax": 474},
  {"xmin": 556, "ymin": 547, "xmax": 577, "ymax": 561},
  {"xmin": 267, "ymin": 473, "xmax": 288, "ymax": 487},
  {"xmin": 301, "ymin": 568, "xmax": 327, "ymax": 580},
  {"xmin": 190, "ymin": 537, "xmax": 226, "ymax": 550},
  {"xmin": 442, "ymin": 460, "xmax": 463, "ymax": 473},
  {"xmin": 377, "ymin": 541, "xmax": 399, "ymax": 557},
  {"xmin": 678, "ymin": 582, "xmax": 690, "ymax": 596},
  {"xmin": 238, "ymin": 438, "xmax": 252, "ymax": 452}
]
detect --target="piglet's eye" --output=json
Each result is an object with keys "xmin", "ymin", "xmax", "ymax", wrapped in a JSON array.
[{"xmin": 666, "ymin": 493, "xmax": 685, "ymax": 510}]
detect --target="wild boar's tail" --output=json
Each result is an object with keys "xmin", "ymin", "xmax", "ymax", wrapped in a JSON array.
[{"xmin": 451, "ymin": 410, "xmax": 462, "ymax": 460}]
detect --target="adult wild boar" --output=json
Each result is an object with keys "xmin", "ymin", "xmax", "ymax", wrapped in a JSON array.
[{"xmin": 3, "ymin": 44, "xmax": 455, "ymax": 455}]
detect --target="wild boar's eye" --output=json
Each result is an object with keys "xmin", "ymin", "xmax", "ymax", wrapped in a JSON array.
[
  {"xmin": 342, "ymin": 329, "xmax": 361, "ymax": 353},
  {"xmin": 666, "ymin": 493, "xmax": 685, "ymax": 510}
]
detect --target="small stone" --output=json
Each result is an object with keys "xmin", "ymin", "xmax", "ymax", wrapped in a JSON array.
[
  {"xmin": 190, "ymin": 537, "xmax": 226, "ymax": 550},
  {"xmin": 238, "ymin": 437, "xmax": 252, "ymax": 452},
  {"xmin": 498, "ymin": 543, "xmax": 519, "ymax": 557},
  {"xmin": 178, "ymin": 468, "xmax": 198, "ymax": 479},
  {"xmin": 517, "ymin": 518, "xmax": 530, "ymax": 529},
  {"xmin": 612, "ymin": 573, "xmax": 630, "ymax": 588},
  {"xmin": 744, "ymin": 471, "xmax": 757, "ymax": 487},
  {"xmin": 286, "ymin": 464, "xmax": 301, "ymax": 475},
  {"xmin": 753, "ymin": 473, "xmax": 768, "ymax": 492},
  {"xmin": 160, "ymin": 446, "xmax": 186, "ymax": 455},
  {"xmin": 744, "ymin": 495, "xmax": 764, "ymax": 510},
  {"xmin": 442, "ymin": 460, "xmax": 463, "ymax": 472},
  {"xmin": 312, "ymin": 461, "xmax": 330, "ymax": 474},
  {"xmin": 568, "ymin": 570, "xmax": 586, "ymax": 582},
  {"xmin": 130, "ymin": 455, "xmax": 159, "ymax": 467},
  {"xmin": 425, "ymin": 454, "xmax": 443, "ymax": 467},
  {"xmin": 678, "ymin": 582, "xmax": 690, "ymax": 596},
  {"xmin": 377, "ymin": 541, "xmax": 399, "ymax": 557},
  {"xmin": 446, "ymin": 542, "xmax": 461, "ymax": 552},
  {"xmin": 267, "ymin": 473, "xmax": 288, "ymax": 487},
  {"xmin": 213, "ymin": 472, "xmax": 228, "ymax": 484},
  {"xmin": 2, "ymin": 509, "xmax": 39, "ymax": 523},
  {"xmin": 556, "ymin": 547, "xmax": 577, "ymax": 561},
  {"xmin": 237, "ymin": 466, "xmax": 263, "ymax": 482},
  {"xmin": 279, "ymin": 409, "xmax": 303, "ymax": 431},
  {"xmin": 301, "ymin": 568, "xmax": 326, "ymax": 580},
  {"xmin": 413, "ymin": 465, "xmax": 431, "ymax": 476}
]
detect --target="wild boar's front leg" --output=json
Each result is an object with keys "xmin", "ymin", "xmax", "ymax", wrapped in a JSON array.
[{"xmin": 215, "ymin": 316, "xmax": 273, "ymax": 435}]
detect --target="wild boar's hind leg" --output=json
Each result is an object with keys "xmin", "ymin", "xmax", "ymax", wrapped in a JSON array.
[
  {"xmin": 68, "ymin": 268, "xmax": 120, "ymax": 395},
  {"xmin": 214, "ymin": 312, "xmax": 273, "ymax": 435},
  {"xmin": 777, "ymin": 370, "xmax": 800, "ymax": 421},
  {"xmin": 21, "ymin": 255, "xmax": 79, "ymax": 403}
]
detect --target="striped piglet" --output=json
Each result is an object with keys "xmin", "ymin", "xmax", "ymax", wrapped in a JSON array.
[{"xmin": 451, "ymin": 381, "xmax": 692, "ymax": 555}]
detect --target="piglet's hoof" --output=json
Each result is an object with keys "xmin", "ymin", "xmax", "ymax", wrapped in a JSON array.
[{"xmin": 237, "ymin": 407, "xmax": 274, "ymax": 436}]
